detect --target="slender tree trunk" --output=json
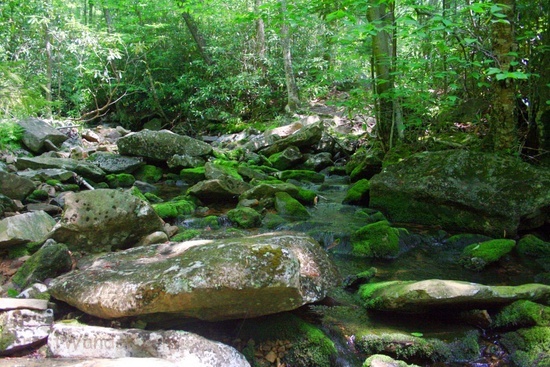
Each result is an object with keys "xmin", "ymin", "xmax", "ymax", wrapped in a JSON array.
[
  {"xmin": 103, "ymin": 7, "xmax": 113, "ymax": 33},
  {"xmin": 44, "ymin": 22, "xmax": 53, "ymax": 117},
  {"xmin": 367, "ymin": 0, "xmax": 395, "ymax": 150},
  {"xmin": 255, "ymin": 0, "xmax": 266, "ymax": 72},
  {"xmin": 182, "ymin": 12, "xmax": 214, "ymax": 66},
  {"xmin": 489, "ymin": 0, "xmax": 517, "ymax": 152},
  {"xmin": 280, "ymin": 0, "xmax": 300, "ymax": 113}
]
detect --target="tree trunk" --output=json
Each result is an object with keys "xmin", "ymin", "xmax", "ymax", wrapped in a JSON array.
[
  {"xmin": 280, "ymin": 0, "xmax": 300, "ymax": 113},
  {"xmin": 182, "ymin": 12, "xmax": 214, "ymax": 66},
  {"xmin": 255, "ymin": 0, "xmax": 266, "ymax": 72},
  {"xmin": 367, "ymin": 0, "xmax": 395, "ymax": 150},
  {"xmin": 489, "ymin": 0, "xmax": 517, "ymax": 152},
  {"xmin": 44, "ymin": 22, "xmax": 53, "ymax": 117}
]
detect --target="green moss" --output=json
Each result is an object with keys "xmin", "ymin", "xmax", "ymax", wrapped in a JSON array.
[
  {"xmin": 363, "ymin": 354, "xmax": 420, "ymax": 367},
  {"xmin": 358, "ymin": 281, "xmax": 399, "ymax": 310},
  {"xmin": 134, "ymin": 164, "xmax": 163, "ymax": 183},
  {"xmin": 59, "ymin": 183, "xmax": 81, "ymax": 192},
  {"xmin": 276, "ymin": 170, "xmax": 325, "ymax": 183},
  {"xmin": 144, "ymin": 192, "xmax": 163, "ymax": 203},
  {"xmin": 274, "ymin": 191, "xmax": 310, "ymax": 221},
  {"xmin": 46, "ymin": 179, "xmax": 62, "ymax": 186},
  {"xmin": 26, "ymin": 189, "xmax": 49, "ymax": 202},
  {"xmin": 262, "ymin": 212, "xmax": 287, "ymax": 229},
  {"xmin": 492, "ymin": 301, "xmax": 550, "ymax": 329},
  {"xmin": 459, "ymin": 239, "xmax": 516, "ymax": 271},
  {"xmin": 8, "ymin": 241, "xmax": 44, "ymax": 259},
  {"xmin": 238, "ymin": 313, "xmax": 337, "ymax": 367},
  {"xmin": 171, "ymin": 229, "xmax": 201, "ymax": 242},
  {"xmin": 296, "ymin": 188, "xmax": 317, "ymax": 204},
  {"xmin": 209, "ymin": 160, "xmax": 243, "ymax": 181},
  {"xmin": 105, "ymin": 173, "xmax": 135, "ymax": 188},
  {"xmin": 180, "ymin": 166, "xmax": 206, "ymax": 183},
  {"xmin": 128, "ymin": 186, "xmax": 148, "ymax": 202},
  {"xmin": 501, "ymin": 326, "xmax": 550, "ymax": 367},
  {"xmin": 227, "ymin": 207, "xmax": 262, "ymax": 228},
  {"xmin": 446, "ymin": 233, "xmax": 493, "ymax": 247},
  {"xmin": 351, "ymin": 220, "xmax": 400, "ymax": 258},
  {"xmin": 517, "ymin": 235, "xmax": 550, "ymax": 258},
  {"xmin": 343, "ymin": 178, "xmax": 370, "ymax": 205},
  {"xmin": 152, "ymin": 199, "xmax": 196, "ymax": 219}
]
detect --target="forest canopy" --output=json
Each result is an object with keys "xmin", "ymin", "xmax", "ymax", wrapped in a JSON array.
[{"xmin": 0, "ymin": 0, "xmax": 548, "ymax": 156}]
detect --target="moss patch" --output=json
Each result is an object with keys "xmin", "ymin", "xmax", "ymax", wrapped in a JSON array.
[
  {"xmin": 517, "ymin": 234, "xmax": 550, "ymax": 258},
  {"xmin": 492, "ymin": 300, "xmax": 550, "ymax": 329},
  {"xmin": 106, "ymin": 173, "xmax": 135, "ymax": 188},
  {"xmin": 351, "ymin": 220, "xmax": 400, "ymax": 258},
  {"xmin": 459, "ymin": 239, "xmax": 516, "ymax": 271},
  {"xmin": 274, "ymin": 191, "xmax": 310, "ymax": 221},
  {"xmin": 227, "ymin": 207, "xmax": 262, "ymax": 228},
  {"xmin": 343, "ymin": 178, "xmax": 370, "ymax": 205},
  {"xmin": 500, "ymin": 326, "xmax": 550, "ymax": 367},
  {"xmin": 134, "ymin": 164, "xmax": 163, "ymax": 183},
  {"xmin": 180, "ymin": 166, "xmax": 206, "ymax": 184},
  {"xmin": 152, "ymin": 199, "xmax": 196, "ymax": 219}
]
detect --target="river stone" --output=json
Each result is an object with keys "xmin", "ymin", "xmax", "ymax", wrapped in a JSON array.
[
  {"xmin": 87, "ymin": 152, "xmax": 144, "ymax": 173},
  {"xmin": 187, "ymin": 178, "xmax": 251, "ymax": 203},
  {"xmin": 15, "ymin": 156, "xmax": 106, "ymax": 181},
  {"xmin": 48, "ymin": 323, "xmax": 250, "ymax": 367},
  {"xmin": 360, "ymin": 279, "xmax": 550, "ymax": 313},
  {"xmin": 0, "ymin": 308, "xmax": 54, "ymax": 354},
  {"xmin": 369, "ymin": 150, "xmax": 550, "ymax": 236},
  {"xmin": 259, "ymin": 122, "xmax": 323, "ymax": 157},
  {"xmin": 167, "ymin": 154, "xmax": 206, "ymax": 169},
  {"xmin": 0, "ymin": 171, "xmax": 36, "ymax": 201},
  {"xmin": 16, "ymin": 168, "xmax": 74, "ymax": 182},
  {"xmin": 0, "ymin": 358, "xmax": 178, "ymax": 367},
  {"xmin": 0, "ymin": 211, "xmax": 56, "ymax": 248},
  {"xmin": 18, "ymin": 118, "xmax": 68, "ymax": 153},
  {"xmin": 49, "ymin": 232, "xmax": 339, "ymax": 321},
  {"xmin": 117, "ymin": 129, "xmax": 212, "ymax": 162},
  {"xmin": 49, "ymin": 189, "xmax": 165, "ymax": 253}
]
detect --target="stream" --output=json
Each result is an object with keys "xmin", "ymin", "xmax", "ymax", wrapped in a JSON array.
[{"xmin": 152, "ymin": 173, "xmax": 547, "ymax": 366}]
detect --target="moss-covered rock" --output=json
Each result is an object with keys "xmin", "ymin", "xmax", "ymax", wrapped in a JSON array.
[
  {"xmin": 369, "ymin": 150, "xmax": 550, "ymax": 237},
  {"xmin": 274, "ymin": 169, "xmax": 325, "ymax": 183},
  {"xmin": 517, "ymin": 234, "xmax": 550, "ymax": 258},
  {"xmin": 492, "ymin": 300, "xmax": 550, "ymax": 329},
  {"xmin": 268, "ymin": 146, "xmax": 303, "ymax": 170},
  {"xmin": 500, "ymin": 326, "xmax": 550, "ymax": 367},
  {"xmin": 105, "ymin": 173, "xmax": 135, "ymax": 188},
  {"xmin": 351, "ymin": 220, "xmax": 400, "ymax": 258},
  {"xmin": 459, "ymin": 239, "xmax": 516, "ymax": 271},
  {"xmin": 11, "ymin": 240, "xmax": 72, "ymax": 289},
  {"xmin": 363, "ymin": 354, "xmax": 420, "ymax": 367},
  {"xmin": 343, "ymin": 179, "xmax": 370, "ymax": 205},
  {"xmin": 205, "ymin": 161, "xmax": 243, "ymax": 181},
  {"xmin": 152, "ymin": 199, "xmax": 196, "ymax": 219},
  {"xmin": 26, "ymin": 189, "xmax": 49, "ymax": 202},
  {"xmin": 171, "ymin": 229, "xmax": 201, "ymax": 242},
  {"xmin": 238, "ymin": 313, "xmax": 337, "ymax": 367},
  {"xmin": 180, "ymin": 166, "xmax": 206, "ymax": 184},
  {"xmin": 143, "ymin": 192, "xmax": 163, "ymax": 203},
  {"xmin": 296, "ymin": 188, "xmax": 317, "ymax": 205},
  {"xmin": 275, "ymin": 192, "xmax": 310, "ymax": 221},
  {"xmin": 227, "ymin": 207, "xmax": 262, "ymax": 228},
  {"xmin": 134, "ymin": 164, "xmax": 163, "ymax": 183},
  {"xmin": 262, "ymin": 212, "xmax": 287, "ymax": 229}
]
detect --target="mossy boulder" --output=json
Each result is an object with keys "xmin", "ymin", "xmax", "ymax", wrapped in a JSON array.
[
  {"xmin": 134, "ymin": 164, "xmax": 163, "ymax": 184},
  {"xmin": 459, "ymin": 239, "xmax": 516, "ymax": 271},
  {"xmin": 492, "ymin": 300, "xmax": 550, "ymax": 329},
  {"xmin": 188, "ymin": 177, "xmax": 252, "ymax": 203},
  {"xmin": 180, "ymin": 166, "xmax": 206, "ymax": 184},
  {"xmin": 343, "ymin": 178, "xmax": 370, "ymax": 205},
  {"xmin": 275, "ymin": 192, "xmax": 310, "ymax": 221},
  {"xmin": 262, "ymin": 213, "xmax": 287, "ymax": 229},
  {"xmin": 274, "ymin": 169, "xmax": 325, "ymax": 183},
  {"xmin": 363, "ymin": 354, "xmax": 421, "ymax": 367},
  {"xmin": 351, "ymin": 220, "xmax": 400, "ymax": 258},
  {"xmin": 358, "ymin": 279, "xmax": 550, "ymax": 313},
  {"xmin": 268, "ymin": 146, "xmax": 303, "ymax": 170},
  {"xmin": 105, "ymin": 173, "xmax": 135, "ymax": 188},
  {"xmin": 345, "ymin": 147, "xmax": 384, "ymax": 182},
  {"xmin": 517, "ymin": 234, "xmax": 550, "ymax": 258},
  {"xmin": 25, "ymin": 189, "xmax": 49, "ymax": 202},
  {"xmin": 11, "ymin": 239, "xmax": 72, "ymax": 289},
  {"xmin": 152, "ymin": 199, "xmax": 196, "ymax": 219},
  {"xmin": 500, "ymin": 326, "xmax": 550, "ymax": 367},
  {"xmin": 238, "ymin": 313, "xmax": 337, "ymax": 367},
  {"xmin": 227, "ymin": 207, "xmax": 262, "ymax": 228},
  {"xmin": 369, "ymin": 150, "xmax": 550, "ymax": 237}
]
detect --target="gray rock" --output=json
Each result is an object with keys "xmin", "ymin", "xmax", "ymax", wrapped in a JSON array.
[
  {"xmin": 0, "ymin": 308, "xmax": 54, "ymax": 354},
  {"xmin": 87, "ymin": 152, "xmax": 144, "ymax": 174},
  {"xmin": 15, "ymin": 156, "xmax": 106, "ymax": 182},
  {"xmin": 370, "ymin": 150, "xmax": 550, "ymax": 236},
  {"xmin": 360, "ymin": 279, "xmax": 550, "ymax": 313},
  {"xmin": 268, "ymin": 146, "xmax": 303, "ymax": 170},
  {"xmin": 117, "ymin": 130, "xmax": 212, "ymax": 162},
  {"xmin": 0, "ymin": 171, "xmax": 36, "ymax": 201},
  {"xmin": 0, "ymin": 358, "xmax": 178, "ymax": 367},
  {"xmin": 364, "ymin": 354, "xmax": 420, "ymax": 367},
  {"xmin": 49, "ymin": 232, "xmax": 339, "ymax": 321},
  {"xmin": 16, "ymin": 168, "xmax": 74, "ymax": 182},
  {"xmin": 18, "ymin": 118, "xmax": 68, "ymax": 153},
  {"xmin": 0, "ymin": 298, "xmax": 48, "ymax": 311},
  {"xmin": 0, "ymin": 211, "xmax": 56, "ymax": 248},
  {"xmin": 48, "ymin": 323, "xmax": 251, "ymax": 367},
  {"xmin": 167, "ymin": 154, "xmax": 206, "ymax": 169},
  {"xmin": 11, "ymin": 239, "xmax": 72, "ymax": 289},
  {"xmin": 0, "ymin": 194, "xmax": 16, "ymax": 216},
  {"xmin": 49, "ymin": 189, "xmax": 165, "ymax": 253},
  {"xmin": 302, "ymin": 152, "xmax": 333, "ymax": 171},
  {"xmin": 188, "ymin": 178, "xmax": 251, "ymax": 203},
  {"xmin": 259, "ymin": 122, "xmax": 323, "ymax": 157}
]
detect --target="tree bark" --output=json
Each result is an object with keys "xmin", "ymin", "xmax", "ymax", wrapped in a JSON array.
[
  {"xmin": 489, "ymin": 0, "xmax": 517, "ymax": 152},
  {"xmin": 367, "ymin": 0, "xmax": 395, "ymax": 150},
  {"xmin": 44, "ymin": 22, "xmax": 53, "ymax": 117},
  {"xmin": 255, "ymin": 0, "xmax": 267, "ymax": 72},
  {"xmin": 280, "ymin": 0, "xmax": 300, "ymax": 113},
  {"xmin": 182, "ymin": 11, "xmax": 214, "ymax": 66}
]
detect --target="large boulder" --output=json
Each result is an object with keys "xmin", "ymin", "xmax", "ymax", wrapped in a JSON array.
[
  {"xmin": 258, "ymin": 122, "xmax": 323, "ymax": 157},
  {"xmin": 48, "ymin": 323, "xmax": 250, "ymax": 367},
  {"xmin": 49, "ymin": 189, "xmax": 165, "ymax": 253},
  {"xmin": 49, "ymin": 232, "xmax": 339, "ymax": 321},
  {"xmin": 359, "ymin": 279, "xmax": 550, "ymax": 313},
  {"xmin": 369, "ymin": 150, "xmax": 550, "ymax": 236},
  {"xmin": 87, "ymin": 152, "xmax": 144, "ymax": 173},
  {"xmin": 0, "ymin": 211, "xmax": 56, "ymax": 248},
  {"xmin": 18, "ymin": 118, "xmax": 68, "ymax": 153},
  {"xmin": 15, "ymin": 156, "xmax": 106, "ymax": 181},
  {"xmin": 187, "ymin": 178, "xmax": 251, "ymax": 203},
  {"xmin": 117, "ymin": 129, "xmax": 212, "ymax": 162},
  {"xmin": 0, "ymin": 308, "xmax": 54, "ymax": 355},
  {"xmin": 0, "ymin": 171, "xmax": 36, "ymax": 201}
]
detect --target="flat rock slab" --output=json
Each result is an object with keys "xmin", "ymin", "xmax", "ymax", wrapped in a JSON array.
[
  {"xmin": 0, "ymin": 309, "xmax": 54, "ymax": 354},
  {"xmin": 0, "ymin": 211, "xmax": 56, "ymax": 248},
  {"xmin": 48, "ymin": 323, "xmax": 250, "ymax": 367},
  {"xmin": 49, "ymin": 232, "xmax": 339, "ymax": 321},
  {"xmin": 360, "ymin": 279, "xmax": 550, "ymax": 313},
  {"xmin": 0, "ymin": 298, "xmax": 49, "ymax": 311},
  {"xmin": 15, "ymin": 156, "xmax": 106, "ymax": 181}
]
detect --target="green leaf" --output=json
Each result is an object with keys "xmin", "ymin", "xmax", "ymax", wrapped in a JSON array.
[
  {"xmin": 486, "ymin": 67, "xmax": 502, "ymax": 75},
  {"xmin": 411, "ymin": 332, "xmax": 424, "ymax": 337}
]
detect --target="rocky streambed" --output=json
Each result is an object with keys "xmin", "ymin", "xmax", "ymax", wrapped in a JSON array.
[{"xmin": 0, "ymin": 116, "xmax": 549, "ymax": 367}]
